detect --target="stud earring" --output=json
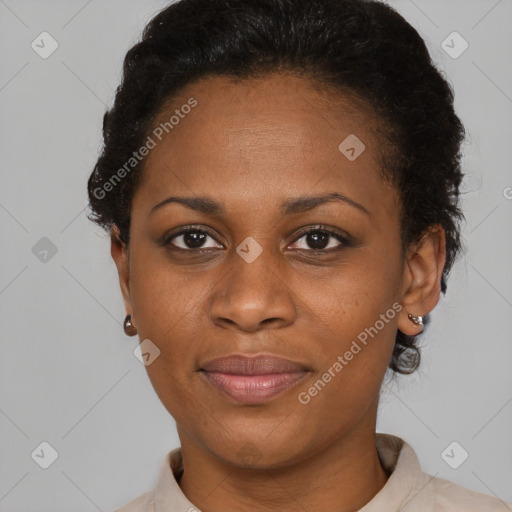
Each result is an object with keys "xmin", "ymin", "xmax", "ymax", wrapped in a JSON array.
[
  {"xmin": 123, "ymin": 314, "xmax": 138, "ymax": 336},
  {"xmin": 408, "ymin": 313, "xmax": 424, "ymax": 327}
]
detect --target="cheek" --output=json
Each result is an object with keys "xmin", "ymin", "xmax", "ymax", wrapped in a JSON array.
[
  {"xmin": 128, "ymin": 247, "xmax": 220, "ymax": 382},
  {"xmin": 293, "ymin": 289, "xmax": 398, "ymax": 430},
  {"xmin": 129, "ymin": 246, "xmax": 200, "ymax": 331},
  {"xmin": 301, "ymin": 246, "xmax": 402, "ymax": 327},
  {"xmin": 293, "ymin": 246, "xmax": 402, "ymax": 381}
]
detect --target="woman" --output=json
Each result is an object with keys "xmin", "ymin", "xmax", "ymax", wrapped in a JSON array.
[{"xmin": 87, "ymin": 0, "xmax": 510, "ymax": 510}]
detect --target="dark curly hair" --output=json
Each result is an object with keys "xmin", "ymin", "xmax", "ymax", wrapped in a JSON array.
[{"xmin": 87, "ymin": 0, "xmax": 466, "ymax": 374}]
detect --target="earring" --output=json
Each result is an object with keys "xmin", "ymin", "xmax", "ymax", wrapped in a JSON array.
[
  {"xmin": 408, "ymin": 313, "xmax": 424, "ymax": 327},
  {"xmin": 123, "ymin": 314, "xmax": 138, "ymax": 336}
]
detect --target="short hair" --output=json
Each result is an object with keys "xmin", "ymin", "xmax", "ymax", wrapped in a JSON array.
[{"xmin": 87, "ymin": 0, "xmax": 466, "ymax": 374}]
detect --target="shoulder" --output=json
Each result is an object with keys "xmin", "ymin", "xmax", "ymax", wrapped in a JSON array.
[
  {"xmin": 111, "ymin": 448, "xmax": 181, "ymax": 512},
  {"xmin": 375, "ymin": 434, "xmax": 511, "ymax": 512},
  {"xmin": 420, "ymin": 473, "xmax": 512, "ymax": 512},
  {"xmin": 112, "ymin": 489, "xmax": 155, "ymax": 512}
]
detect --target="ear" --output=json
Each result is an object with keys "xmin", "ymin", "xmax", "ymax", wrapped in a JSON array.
[
  {"xmin": 110, "ymin": 225, "xmax": 136, "ymax": 329},
  {"xmin": 397, "ymin": 224, "xmax": 446, "ymax": 336}
]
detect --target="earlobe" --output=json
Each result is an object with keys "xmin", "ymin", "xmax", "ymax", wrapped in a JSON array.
[
  {"xmin": 123, "ymin": 314, "xmax": 138, "ymax": 337},
  {"xmin": 110, "ymin": 225, "xmax": 136, "ymax": 328},
  {"xmin": 397, "ymin": 225, "xmax": 446, "ymax": 336}
]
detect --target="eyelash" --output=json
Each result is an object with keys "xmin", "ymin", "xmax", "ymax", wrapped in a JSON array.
[{"xmin": 163, "ymin": 225, "xmax": 351, "ymax": 253}]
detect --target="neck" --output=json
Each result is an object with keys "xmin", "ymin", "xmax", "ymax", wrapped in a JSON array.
[{"xmin": 177, "ymin": 422, "xmax": 389, "ymax": 512}]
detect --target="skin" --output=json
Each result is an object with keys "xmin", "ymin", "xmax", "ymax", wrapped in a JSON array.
[{"xmin": 111, "ymin": 72, "xmax": 446, "ymax": 512}]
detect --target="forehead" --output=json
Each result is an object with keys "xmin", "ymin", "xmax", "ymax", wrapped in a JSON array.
[
  {"xmin": 149, "ymin": 72, "xmax": 378, "ymax": 152},
  {"xmin": 135, "ymin": 73, "xmax": 396, "ymax": 216}
]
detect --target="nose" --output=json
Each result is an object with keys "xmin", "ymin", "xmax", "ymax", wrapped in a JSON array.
[{"xmin": 209, "ymin": 246, "xmax": 297, "ymax": 332}]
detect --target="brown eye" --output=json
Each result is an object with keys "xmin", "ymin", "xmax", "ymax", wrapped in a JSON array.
[
  {"xmin": 166, "ymin": 228, "xmax": 223, "ymax": 250},
  {"xmin": 305, "ymin": 231, "xmax": 330, "ymax": 250},
  {"xmin": 289, "ymin": 227, "xmax": 350, "ymax": 251}
]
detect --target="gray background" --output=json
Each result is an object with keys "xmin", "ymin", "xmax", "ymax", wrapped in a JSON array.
[{"xmin": 1, "ymin": 0, "xmax": 511, "ymax": 510}]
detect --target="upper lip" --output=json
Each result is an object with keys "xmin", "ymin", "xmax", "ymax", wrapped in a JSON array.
[{"xmin": 201, "ymin": 354, "xmax": 309, "ymax": 375}]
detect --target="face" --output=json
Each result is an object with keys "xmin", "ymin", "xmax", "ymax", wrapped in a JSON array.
[{"xmin": 112, "ymin": 73, "xmax": 444, "ymax": 469}]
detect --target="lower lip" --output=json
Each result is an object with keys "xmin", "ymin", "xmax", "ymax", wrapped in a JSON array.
[{"xmin": 201, "ymin": 371, "xmax": 308, "ymax": 404}]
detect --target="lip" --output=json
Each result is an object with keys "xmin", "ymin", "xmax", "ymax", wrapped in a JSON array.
[{"xmin": 200, "ymin": 354, "xmax": 310, "ymax": 404}]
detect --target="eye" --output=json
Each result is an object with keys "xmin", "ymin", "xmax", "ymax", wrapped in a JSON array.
[
  {"xmin": 289, "ymin": 226, "xmax": 350, "ymax": 251},
  {"xmin": 165, "ymin": 227, "xmax": 223, "ymax": 251}
]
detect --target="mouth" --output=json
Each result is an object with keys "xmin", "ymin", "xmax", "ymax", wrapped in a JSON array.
[{"xmin": 199, "ymin": 354, "xmax": 310, "ymax": 404}]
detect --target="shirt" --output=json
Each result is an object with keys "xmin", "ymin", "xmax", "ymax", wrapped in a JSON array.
[{"xmin": 115, "ymin": 433, "xmax": 511, "ymax": 511}]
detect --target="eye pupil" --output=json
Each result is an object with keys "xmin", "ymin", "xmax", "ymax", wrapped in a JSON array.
[
  {"xmin": 184, "ymin": 230, "xmax": 206, "ymax": 248},
  {"xmin": 307, "ymin": 232, "xmax": 329, "ymax": 249}
]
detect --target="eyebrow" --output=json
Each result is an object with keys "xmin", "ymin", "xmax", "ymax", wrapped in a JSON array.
[{"xmin": 149, "ymin": 192, "xmax": 370, "ymax": 217}]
